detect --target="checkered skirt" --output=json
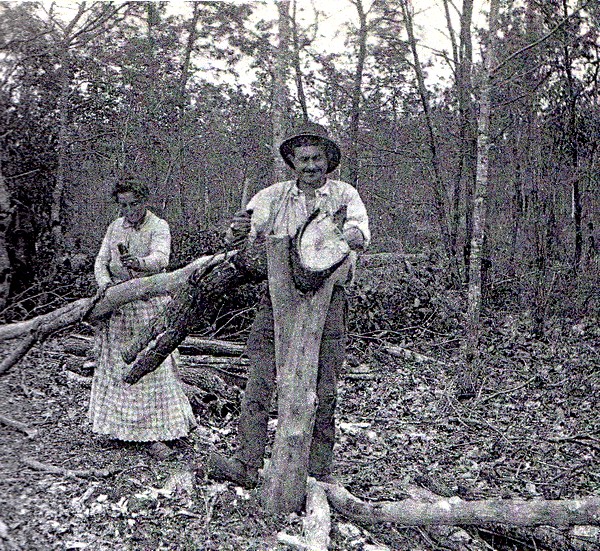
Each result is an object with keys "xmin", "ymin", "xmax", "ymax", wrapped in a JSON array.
[{"xmin": 88, "ymin": 296, "xmax": 197, "ymax": 442}]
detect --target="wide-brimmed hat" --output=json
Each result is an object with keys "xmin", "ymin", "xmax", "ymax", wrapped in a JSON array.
[{"xmin": 279, "ymin": 122, "xmax": 341, "ymax": 174}]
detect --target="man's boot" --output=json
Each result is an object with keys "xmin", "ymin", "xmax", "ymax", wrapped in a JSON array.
[{"xmin": 207, "ymin": 452, "xmax": 258, "ymax": 489}]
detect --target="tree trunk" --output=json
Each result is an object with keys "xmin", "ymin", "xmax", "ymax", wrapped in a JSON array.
[
  {"xmin": 273, "ymin": 0, "xmax": 291, "ymax": 182},
  {"xmin": 456, "ymin": 0, "xmax": 477, "ymax": 282},
  {"xmin": 464, "ymin": 0, "xmax": 500, "ymax": 365},
  {"xmin": 291, "ymin": 0, "xmax": 309, "ymax": 122},
  {"xmin": 260, "ymin": 237, "xmax": 350, "ymax": 513},
  {"xmin": 0, "ymin": 169, "xmax": 12, "ymax": 311},
  {"xmin": 347, "ymin": 0, "xmax": 367, "ymax": 187},
  {"xmin": 401, "ymin": 0, "xmax": 460, "ymax": 285}
]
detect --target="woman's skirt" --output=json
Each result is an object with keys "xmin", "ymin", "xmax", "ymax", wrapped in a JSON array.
[{"xmin": 88, "ymin": 296, "xmax": 196, "ymax": 442}]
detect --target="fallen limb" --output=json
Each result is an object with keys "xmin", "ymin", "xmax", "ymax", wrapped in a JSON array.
[
  {"xmin": 21, "ymin": 456, "xmax": 117, "ymax": 478},
  {"xmin": 0, "ymin": 413, "xmax": 38, "ymax": 438},
  {"xmin": 383, "ymin": 345, "xmax": 445, "ymax": 366},
  {"xmin": 122, "ymin": 241, "xmax": 266, "ymax": 384},
  {"xmin": 62, "ymin": 334, "xmax": 246, "ymax": 360},
  {"xmin": 321, "ymin": 483, "xmax": 600, "ymax": 527},
  {"xmin": 0, "ymin": 255, "xmax": 223, "ymax": 375},
  {"xmin": 304, "ymin": 477, "xmax": 331, "ymax": 551},
  {"xmin": 0, "ymin": 254, "xmax": 222, "ymax": 343}
]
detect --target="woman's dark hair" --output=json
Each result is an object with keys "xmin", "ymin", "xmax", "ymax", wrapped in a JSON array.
[{"xmin": 112, "ymin": 178, "xmax": 150, "ymax": 202}]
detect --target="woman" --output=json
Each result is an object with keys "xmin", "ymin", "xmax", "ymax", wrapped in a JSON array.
[{"xmin": 90, "ymin": 178, "xmax": 196, "ymax": 458}]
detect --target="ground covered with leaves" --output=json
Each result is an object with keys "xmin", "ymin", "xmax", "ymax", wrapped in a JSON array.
[{"xmin": 1, "ymin": 257, "xmax": 599, "ymax": 550}]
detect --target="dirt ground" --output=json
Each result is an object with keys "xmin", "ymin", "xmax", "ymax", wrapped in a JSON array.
[{"xmin": 1, "ymin": 313, "xmax": 599, "ymax": 550}]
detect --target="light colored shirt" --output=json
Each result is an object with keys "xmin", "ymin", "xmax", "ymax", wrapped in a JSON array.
[
  {"xmin": 94, "ymin": 210, "xmax": 170, "ymax": 286},
  {"xmin": 246, "ymin": 179, "xmax": 370, "ymax": 247}
]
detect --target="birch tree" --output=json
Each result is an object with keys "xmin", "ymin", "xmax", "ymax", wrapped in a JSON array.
[{"xmin": 463, "ymin": 0, "xmax": 501, "ymax": 375}]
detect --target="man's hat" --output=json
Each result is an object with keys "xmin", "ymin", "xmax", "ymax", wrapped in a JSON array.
[{"xmin": 279, "ymin": 121, "xmax": 341, "ymax": 174}]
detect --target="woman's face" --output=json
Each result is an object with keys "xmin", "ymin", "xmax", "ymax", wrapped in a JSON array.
[{"xmin": 117, "ymin": 191, "xmax": 146, "ymax": 226}]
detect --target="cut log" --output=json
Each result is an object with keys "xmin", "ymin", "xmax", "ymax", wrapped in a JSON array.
[
  {"xmin": 290, "ymin": 208, "xmax": 349, "ymax": 293},
  {"xmin": 321, "ymin": 482, "xmax": 600, "ymax": 527},
  {"xmin": 261, "ymin": 236, "xmax": 351, "ymax": 513},
  {"xmin": 122, "ymin": 240, "xmax": 267, "ymax": 384}
]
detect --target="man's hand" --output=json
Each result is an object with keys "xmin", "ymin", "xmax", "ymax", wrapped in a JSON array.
[
  {"xmin": 120, "ymin": 254, "xmax": 142, "ymax": 271},
  {"xmin": 342, "ymin": 227, "xmax": 365, "ymax": 251},
  {"xmin": 226, "ymin": 209, "xmax": 253, "ymax": 247}
]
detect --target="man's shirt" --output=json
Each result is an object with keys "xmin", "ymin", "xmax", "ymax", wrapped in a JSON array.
[{"xmin": 246, "ymin": 179, "xmax": 370, "ymax": 246}]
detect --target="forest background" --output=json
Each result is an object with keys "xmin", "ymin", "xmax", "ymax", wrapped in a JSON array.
[
  {"xmin": 0, "ymin": 1, "xmax": 600, "ymax": 549},
  {"xmin": 0, "ymin": 0, "xmax": 598, "ymax": 333}
]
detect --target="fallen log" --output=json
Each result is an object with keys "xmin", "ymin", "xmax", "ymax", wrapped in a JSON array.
[
  {"xmin": 122, "ymin": 240, "xmax": 267, "ymax": 384},
  {"xmin": 0, "ymin": 254, "xmax": 226, "ymax": 375},
  {"xmin": 321, "ymin": 482, "xmax": 600, "ymax": 527},
  {"xmin": 62, "ymin": 334, "xmax": 246, "ymax": 359},
  {"xmin": 179, "ymin": 336, "xmax": 245, "ymax": 357}
]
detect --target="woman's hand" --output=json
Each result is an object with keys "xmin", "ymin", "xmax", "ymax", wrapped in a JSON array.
[
  {"xmin": 226, "ymin": 209, "xmax": 253, "ymax": 247},
  {"xmin": 120, "ymin": 254, "xmax": 142, "ymax": 271}
]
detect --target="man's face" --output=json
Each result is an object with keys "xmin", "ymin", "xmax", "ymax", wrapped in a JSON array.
[
  {"xmin": 117, "ymin": 191, "xmax": 146, "ymax": 226},
  {"xmin": 292, "ymin": 145, "xmax": 328, "ymax": 188}
]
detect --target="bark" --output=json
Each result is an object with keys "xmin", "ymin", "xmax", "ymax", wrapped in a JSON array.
[
  {"xmin": 261, "ymin": 237, "xmax": 350, "ymax": 513},
  {"xmin": 273, "ymin": 0, "xmax": 291, "ymax": 182},
  {"xmin": 464, "ymin": 0, "xmax": 500, "ymax": 363},
  {"xmin": 0, "ymin": 168, "xmax": 12, "ymax": 311},
  {"xmin": 322, "ymin": 482, "xmax": 600, "ymax": 527}
]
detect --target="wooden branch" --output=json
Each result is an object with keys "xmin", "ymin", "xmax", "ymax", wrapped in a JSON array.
[
  {"xmin": 122, "ymin": 241, "xmax": 267, "ymax": 385},
  {"xmin": 0, "ymin": 413, "xmax": 38, "ymax": 438},
  {"xmin": 383, "ymin": 344, "xmax": 445, "ymax": 366},
  {"xmin": 321, "ymin": 483, "xmax": 600, "ymax": 527},
  {"xmin": 21, "ymin": 456, "xmax": 116, "ymax": 478},
  {"xmin": 62, "ymin": 334, "xmax": 245, "ymax": 359},
  {"xmin": 304, "ymin": 477, "xmax": 331, "ymax": 551},
  {"xmin": 179, "ymin": 337, "xmax": 244, "ymax": 357},
  {"xmin": 0, "ymin": 254, "xmax": 223, "ymax": 342}
]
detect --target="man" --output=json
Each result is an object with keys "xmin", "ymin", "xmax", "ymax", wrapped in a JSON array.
[{"xmin": 209, "ymin": 122, "xmax": 370, "ymax": 487}]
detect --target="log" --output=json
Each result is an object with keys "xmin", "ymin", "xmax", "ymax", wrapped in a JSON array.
[
  {"xmin": 179, "ymin": 336, "xmax": 245, "ymax": 357},
  {"xmin": 304, "ymin": 477, "xmax": 331, "ymax": 551},
  {"xmin": 122, "ymin": 240, "xmax": 267, "ymax": 384},
  {"xmin": 62, "ymin": 334, "xmax": 245, "ymax": 359},
  {"xmin": 321, "ymin": 483, "xmax": 600, "ymax": 527},
  {"xmin": 261, "ymin": 237, "xmax": 351, "ymax": 513},
  {"xmin": 0, "ymin": 254, "xmax": 226, "ymax": 374}
]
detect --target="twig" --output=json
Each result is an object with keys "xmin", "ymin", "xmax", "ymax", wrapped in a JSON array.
[
  {"xmin": 477, "ymin": 376, "xmax": 537, "ymax": 405},
  {"xmin": 21, "ymin": 456, "xmax": 117, "ymax": 478},
  {"xmin": 0, "ymin": 413, "xmax": 38, "ymax": 438}
]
